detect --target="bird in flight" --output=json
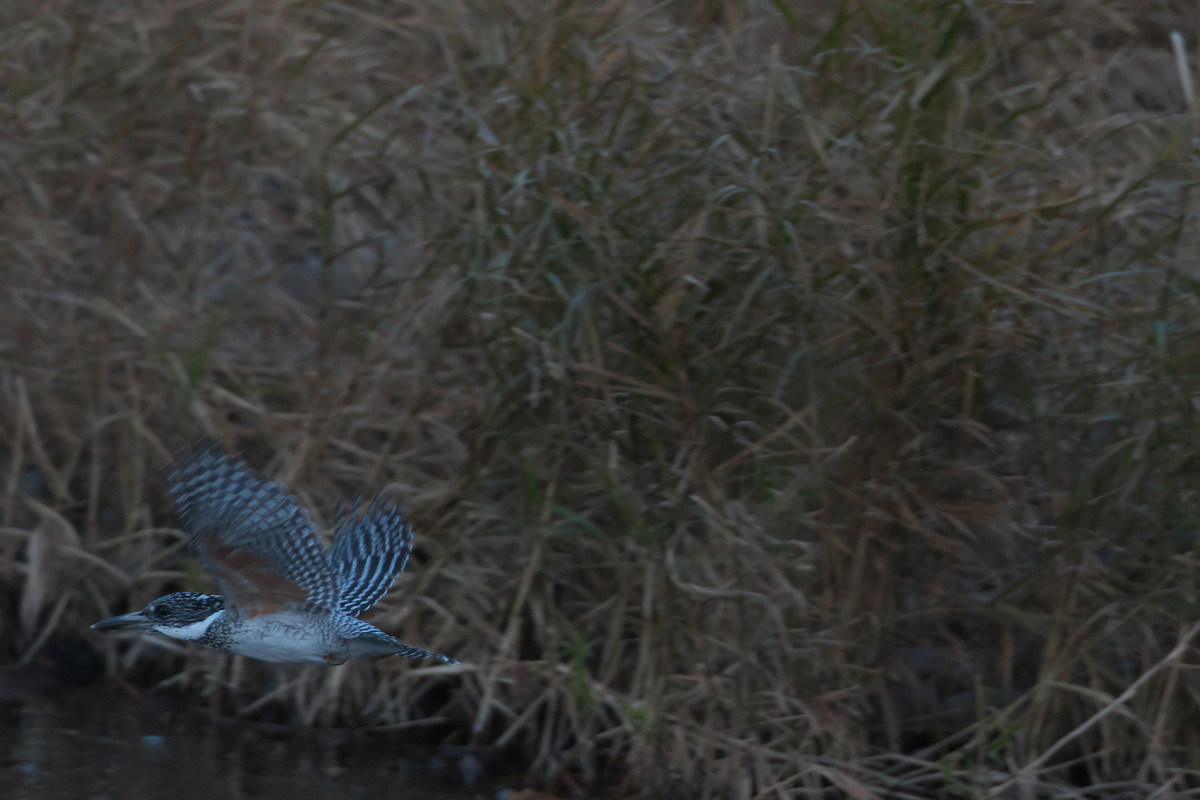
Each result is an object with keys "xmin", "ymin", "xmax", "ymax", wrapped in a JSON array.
[{"xmin": 93, "ymin": 440, "xmax": 457, "ymax": 666}]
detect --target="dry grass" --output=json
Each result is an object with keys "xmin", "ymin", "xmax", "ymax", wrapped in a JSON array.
[{"xmin": 3, "ymin": 0, "xmax": 1200, "ymax": 796}]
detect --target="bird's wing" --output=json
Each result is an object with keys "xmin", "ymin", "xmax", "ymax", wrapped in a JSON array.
[
  {"xmin": 166, "ymin": 440, "xmax": 340, "ymax": 618},
  {"xmin": 328, "ymin": 497, "xmax": 413, "ymax": 617}
]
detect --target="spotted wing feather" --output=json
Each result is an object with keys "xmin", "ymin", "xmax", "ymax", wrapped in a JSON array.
[
  {"xmin": 329, "ymin": 497, "xmax": 413, "ymax": 618},
  {"xmin": 166, "ymin": 441, "xmax": 340, "ymax": 616}
]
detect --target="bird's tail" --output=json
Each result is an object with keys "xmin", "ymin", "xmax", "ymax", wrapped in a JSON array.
[{"xmin": 343, "ymin": 624, "xmax": 459, "ymax": 664}]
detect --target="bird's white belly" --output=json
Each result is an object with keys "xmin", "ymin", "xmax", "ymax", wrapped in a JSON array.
[{"xmin": 227, "ymin": 614, "xmax": 337, "ymax": 665}]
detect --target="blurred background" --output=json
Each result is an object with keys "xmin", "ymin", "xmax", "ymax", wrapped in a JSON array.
[{"xmin": 3, "ymin": 0, "xmax": 1200, "ymax": 797}]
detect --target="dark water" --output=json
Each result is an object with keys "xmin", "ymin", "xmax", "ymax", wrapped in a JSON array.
[{"xmin": 0, "ymin": 689, "xmax": 470, "ymax": 800}]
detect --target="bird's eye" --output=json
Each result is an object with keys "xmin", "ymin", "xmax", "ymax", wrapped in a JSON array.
[{"xmin": 151, "ymin": 604, "xmax": 170, "ymax": 619}]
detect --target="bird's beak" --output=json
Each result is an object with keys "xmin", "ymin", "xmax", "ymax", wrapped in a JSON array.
[{"xmin": 92, "ymin": 611, "xmax": 154, "ymax": 632}]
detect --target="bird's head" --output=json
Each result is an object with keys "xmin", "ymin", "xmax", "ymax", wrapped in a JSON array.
[{"xmin": 92, "ymin": 592, "xmax": 224, "ymax": 641}]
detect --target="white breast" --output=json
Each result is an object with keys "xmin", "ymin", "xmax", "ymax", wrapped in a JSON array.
[{"xmin": 226, "ymin": 612, "xmax": 337, "ymax": 665}]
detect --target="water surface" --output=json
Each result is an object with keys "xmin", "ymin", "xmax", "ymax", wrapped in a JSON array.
[{"xmin": 1, "ymin": 688, "xmax": 468, "ymax": 800}]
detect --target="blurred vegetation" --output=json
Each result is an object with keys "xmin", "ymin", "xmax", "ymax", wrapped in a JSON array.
[{"xmin": 3, "ymin": 0, "xmax": 1200, "ymax": 796}]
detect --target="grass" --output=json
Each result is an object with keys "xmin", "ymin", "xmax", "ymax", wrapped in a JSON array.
[{"xmin": 3, "ymin": 0, "xmax": 1200, "ymax": 795}]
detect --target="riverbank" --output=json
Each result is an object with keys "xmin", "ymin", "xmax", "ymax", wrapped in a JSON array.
[{"xmin": 3, "ymin": 1, "xmax": 1199, "ymax": 796}]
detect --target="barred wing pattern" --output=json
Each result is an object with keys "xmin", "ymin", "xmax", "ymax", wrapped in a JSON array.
[
  {"xmin": 329, "ymin": 498, "xmax": 413, "ymax": 618},
  {"xmin": 166, "ymin": 441, "xmax": 341, "ymax": 616}
]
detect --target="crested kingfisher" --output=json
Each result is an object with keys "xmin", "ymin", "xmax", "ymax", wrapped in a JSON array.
[{"xmin": 92, "ymin": 440, "xmax": 457, "ymax": 666}]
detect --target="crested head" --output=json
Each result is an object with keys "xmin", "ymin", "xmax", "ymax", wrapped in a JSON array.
[
  {"xmin": 145, "ymin": 592, "xmax": 224, "ymax": 626},
  {"xmin": 93, "ymin": 592, "xmax": 224, "ymax": 641}
]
